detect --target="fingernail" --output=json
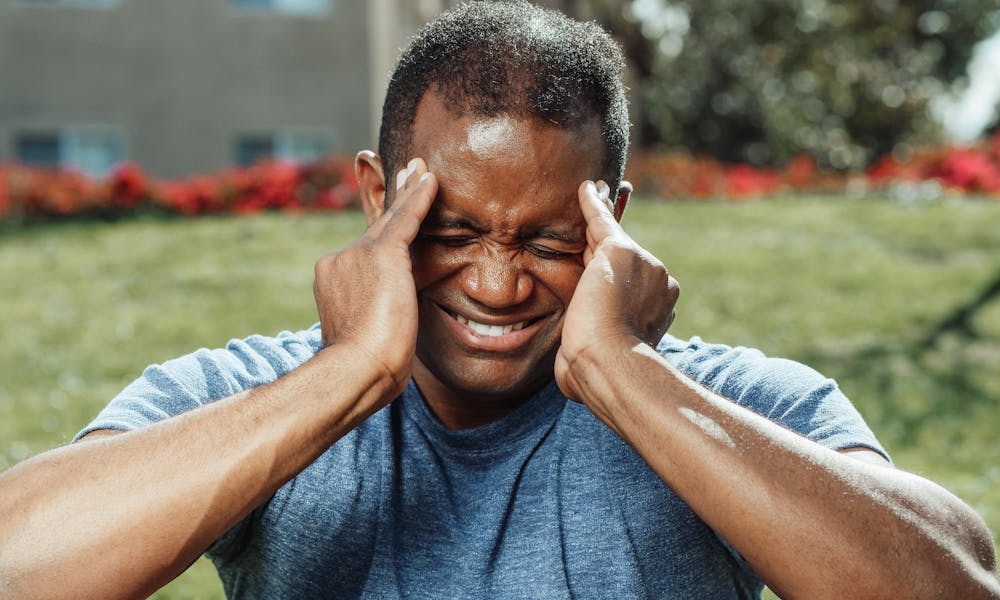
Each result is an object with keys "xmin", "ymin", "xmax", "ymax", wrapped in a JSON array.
[
  {"xmin": 407, "ymin": 158, "xmax": 419, "ymax": 177},
  {"xmin": 418, "ymin": 172, "xmax": 431, "ymax": 183},
  {"xmin": 396, "ymin": 169, "xmax": 407, "ymax": 190},
  {"xmin": 585, "ymin": 180, "xmax": 597, "ymax": 194},
  {"xmin": 596, "ymin": 180, "xmax": 609, "ymax": 198}
]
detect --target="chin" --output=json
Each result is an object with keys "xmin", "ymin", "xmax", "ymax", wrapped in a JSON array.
[{"xmin": 419, "ymin": 352, "xmax": 556, "ymax": 404}]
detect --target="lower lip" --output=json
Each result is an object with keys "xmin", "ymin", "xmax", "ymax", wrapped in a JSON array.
[{"xmin": 439, "ymin": 306, "xmax": 546, "ymax": 353}]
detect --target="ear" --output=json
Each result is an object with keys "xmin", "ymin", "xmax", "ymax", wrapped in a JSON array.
[
  {"xmin": 355, "ymin": 150, "xmax": 387, "ymax": 226},
  {"xmin": 613, "ymin": 180, "xmax": 632, "ymax": 222}
]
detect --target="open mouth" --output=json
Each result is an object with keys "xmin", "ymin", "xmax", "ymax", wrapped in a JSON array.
[
  {"xmin": 432, "ymin": 304, "xmax": 552, "ymax": 354},
  {"xmin": 440, "ymin": 306, "xmax": 546, "ymax": 338},
  {"xmin": 453, "ymin": 314, "xmax": 529, "ymax": 337}
]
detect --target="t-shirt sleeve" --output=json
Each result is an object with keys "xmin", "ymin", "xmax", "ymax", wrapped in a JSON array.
[
  {"xmin": 74, "ymin": 326, "xmax": 323, "ymax": 440},
  {"xmin": 656, "ymin": 334, "xmax": 889, "ymax": 461},
  {"xmin": 72, "ymin": 325, "xmax": 323, "ymax": 560}
]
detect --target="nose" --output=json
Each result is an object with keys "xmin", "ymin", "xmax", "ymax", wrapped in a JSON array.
[{"xmin": 461, "ymin": 247, "xmax": 534, "ymax": 309}]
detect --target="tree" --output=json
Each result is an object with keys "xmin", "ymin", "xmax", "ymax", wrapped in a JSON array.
[{"xmin": 577, "ymin": 0, "xmax": 1000, "ymax": 169}]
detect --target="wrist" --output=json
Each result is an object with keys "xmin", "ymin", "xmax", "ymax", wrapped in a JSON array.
[
  {"xmin": 563, "ymin": 333, "xmax": 646, "ymax": 409},
  {"xmin": 313, "ymin": 343, "xmax": 408, "ymax": 415},
  {"xmin": 570, "ymin": 331, "xmax": 646, "ymax": 374}
]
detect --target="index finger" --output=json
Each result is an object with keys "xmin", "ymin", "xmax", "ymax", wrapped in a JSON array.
[
  {"xmin": 380, "ymin": 170, "xmax": 438, "ymax": 246},
  {"xmin": 366, "ymin": 158, "xmax": 433, "ymax": 236},
  {"xmin": 578, "ymin": 180, "xmax": 624, "ymax": 246}
]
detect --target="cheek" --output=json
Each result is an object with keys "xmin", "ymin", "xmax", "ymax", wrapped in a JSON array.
[
  {"xmin": 410, "ymin": 242, "xmax": 467, "ymax": 290},
  {"xmin": 532, "ymin": 260, "xmax": 585, "ymax": 305}
]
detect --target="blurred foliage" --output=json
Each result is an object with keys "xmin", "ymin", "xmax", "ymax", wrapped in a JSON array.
[{"xmin": 567, "ymin": 0, "xmax": 1000, "ymax": 169}]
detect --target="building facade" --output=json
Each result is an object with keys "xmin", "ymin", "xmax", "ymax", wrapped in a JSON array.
[{"xmin": 0, "ymin": 0, "xmax": 463, "ymax": 178}]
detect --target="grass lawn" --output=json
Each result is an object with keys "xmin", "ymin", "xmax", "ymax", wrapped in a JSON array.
[{"xmin": 1, "ymin": 197, "xmax": 998, "ymax": 598}]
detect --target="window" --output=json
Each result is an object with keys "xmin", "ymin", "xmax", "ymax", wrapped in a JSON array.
[
  {"xmin": 15, "ymin": 133, "xmax": 61, "ymax": 167},
  {"xmin": 63, "ymin": 129, "xmax": 126, "ymax": 178},
  {"xmin": 235, "ymin": 135, "xmax": 276, "ymax": 168},
  {"xmin": 235, "ymin": 132, "xmax": 332, "ymax": 167},
  {"xmin": 230, "ymin": 0, "xmax": 330, "ymax": 16},
  {"xmin": 14, "ymin": 127, "xmax": 126, "ymax": 178},
  {"xmin": 275, "ymin": 133, "xmax": 331, "ymax": 163}
]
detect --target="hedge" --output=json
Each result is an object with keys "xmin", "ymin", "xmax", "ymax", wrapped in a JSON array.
[{"xmin": 3, "ymin": 134, "xmax": 999, "ymax": 223}]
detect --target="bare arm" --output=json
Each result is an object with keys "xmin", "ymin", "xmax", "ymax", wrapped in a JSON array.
[
  {"xmin": 0, "ymin": 348, "xmax": 391, "ymax": 599},
  {"xmin": 0, "ymin": 156, "xmax": 437, "ymax": 600},
  {"xmin": 555, "ymin": 180, "xmax": 1000, "ymax": 599}
]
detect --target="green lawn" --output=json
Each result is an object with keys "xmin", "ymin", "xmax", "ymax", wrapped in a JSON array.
[{"xmin": 1, "ymin": 197, "xmax": 998, "ymax": 598}]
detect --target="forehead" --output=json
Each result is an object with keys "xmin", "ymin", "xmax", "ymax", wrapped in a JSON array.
[{"xmin": 409, "ymin": 91, "xmax": 604, "ymax": 226}]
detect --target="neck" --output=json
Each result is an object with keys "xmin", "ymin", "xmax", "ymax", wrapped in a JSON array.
[{"xmin": 411, "ymin": 363, "xmax": 546, "ymax": 430}]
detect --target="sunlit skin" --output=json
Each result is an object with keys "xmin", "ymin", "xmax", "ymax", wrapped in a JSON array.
[{"xmin": 367, "ymin": 91, "xmax": 611, "ymax": 428}]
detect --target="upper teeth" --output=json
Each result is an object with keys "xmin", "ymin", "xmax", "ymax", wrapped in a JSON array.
[{"xmin": 455, "ymin": 314, "xmax": 527, "ymax": 337}]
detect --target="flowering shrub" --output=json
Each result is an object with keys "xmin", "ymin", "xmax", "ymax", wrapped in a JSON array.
[
  {"xmin": 0, "ymin": 157, "xmax": 359, "ymax": 223},
  {"xmin": 627, "ymin": 132, "xmax": 1000, "ymax": 201},
  {"xmin": 863, "ymin": 135, "xmax": 1000, "ymax": 199},
  {"xmin": 866, "ymin": 144, "xmax": 1000, "ymax": 196},
  {"xmin": 3, "ymin": 133, "xmax": 1000, "ymax": 223},
  {"xmin": 624, "ymin": 153, "xmax": 844, "ymax": 200}
]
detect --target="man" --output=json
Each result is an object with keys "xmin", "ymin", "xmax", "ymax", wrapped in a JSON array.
[{"xmin": 0, "ymin": 2, "xmax": 997, "ymax": 598}]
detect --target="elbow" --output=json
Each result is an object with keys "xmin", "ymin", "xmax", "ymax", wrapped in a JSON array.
[
  {"xmin": 850, "ymin": 478, "xmax": 1000, "ymax": 599},
  {"xmin": 898, "ymin": 473, "xmax": 1000, "ymax": 599},
  {"xmin": 963, "ymin": 524, "xmax": 1000, "ymax": 599},
  {"xmin": 954, "ymin": 497, "xmax": 1000, "ymax": 598},
  {"xmin": 922, "ymin": 504, "xmax": 1000, "ymax": 600}
]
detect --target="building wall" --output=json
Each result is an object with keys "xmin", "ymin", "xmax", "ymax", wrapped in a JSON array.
[
  {"xmin": 0, "ymin": 0, "xmax": 583, "ymax": 178},
  {"xmin": 0, "ymin": 0, "xmax": 373, "ymax": 177}
]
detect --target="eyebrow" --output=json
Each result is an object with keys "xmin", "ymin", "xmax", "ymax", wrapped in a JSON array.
[
  {"xmin": 530, "ymin": 228, "xmax": 583, "ymax": 244},
  {"xmin": 422, "ymin": 213, "xmax": 584, "ymax": 244}
]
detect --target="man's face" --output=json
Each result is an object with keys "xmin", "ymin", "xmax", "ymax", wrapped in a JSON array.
[{"xmin": 406, "ymin": 91, "xmax": 605, "ymax": 413}]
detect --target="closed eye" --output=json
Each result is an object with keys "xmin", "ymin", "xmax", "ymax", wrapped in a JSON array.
[
  {"xmin": 526, "ymin": 243, "xmax": 579, "ymax": 260},
  {"xmin": 420, "ymin": 233, "xmax": 476, "ymax": 246}
]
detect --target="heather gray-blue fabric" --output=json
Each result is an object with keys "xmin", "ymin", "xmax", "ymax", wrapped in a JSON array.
[{"xmin": 77, "ymin": 325, "xmax": 887, "ymax": 599}]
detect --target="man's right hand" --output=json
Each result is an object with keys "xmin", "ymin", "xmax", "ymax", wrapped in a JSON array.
[
  {"xmin": 0, "ymin": 157, "xmax": 440, "ymax": 600},
  {"xmin": 313, "ymin": 157, "xmax": 437, "ymax": 399}
]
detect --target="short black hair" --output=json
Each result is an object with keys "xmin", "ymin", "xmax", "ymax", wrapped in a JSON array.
[{"xmin": 378, "ymin": 0, "xmax": 629, "ymax": 196}]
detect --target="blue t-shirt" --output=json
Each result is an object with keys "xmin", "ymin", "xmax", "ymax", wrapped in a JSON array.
[{"xmin": 77, "ymin": 326, "xmax": 887, "ymax": 599}]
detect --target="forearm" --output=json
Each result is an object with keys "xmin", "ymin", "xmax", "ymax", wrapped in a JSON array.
[
  {"xmin": 572, "ymin": 338, "xmax": 999, "ymax": 599},
  {"xmin": 0, "ymin": 344, "xmax": 395, "ymax": 600}
]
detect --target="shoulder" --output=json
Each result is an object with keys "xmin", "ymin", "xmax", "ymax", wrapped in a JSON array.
[
  {"xmin": 142, "ymin": 325, "xmax": 323, "ymax": 398},
  {"xmin": 657, "ymin": 333, "xmax": 830, "ymax": 399},
  {"xmin": 656, "ymin": 333, "xmax": 888, "ymax": 457},
  {"xmin": 75, "ymin": 325, "xmax": 323, "ymax": 439}
]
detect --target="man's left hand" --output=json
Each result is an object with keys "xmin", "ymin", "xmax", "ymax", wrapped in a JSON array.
[{"xmin": 554, "ymin": 180, "xmax": 679, "ymax": 408}]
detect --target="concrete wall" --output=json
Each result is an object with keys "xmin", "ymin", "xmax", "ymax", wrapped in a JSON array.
[{"xmin": 0, "ymin": 0, "xmax": 373, "ymax": 177}]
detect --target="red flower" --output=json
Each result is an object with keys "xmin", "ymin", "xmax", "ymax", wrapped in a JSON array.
[
  {"xmin": 689, "ymin": 158, "xmax": 723, "ymax": 197},
  {"xmin": 865, "ymin": 155, "xmax": 924, "ymax": 184},
  {"xmin": 0, "ymin": 166, "xmax": 9, "ymax": 219},
  {"xmin": 930, "ymin": 148, "xmax": 1000, "ymax": 194},
  {"xmin": 725, "ymin": 164, "xmax": 780, "ymax": 198},
  {"xmin": 161, "ymin": 176, "xmax": 224, "ymax": 216},
  {"xmin": 105, "ymin": 162, "xmax": 151, "ymax": 210},
  {"xmin": 783, "ymin": 155, "xmax": 816, "ymax": 188}
]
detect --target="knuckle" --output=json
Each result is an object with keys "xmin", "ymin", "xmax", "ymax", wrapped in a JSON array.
[
  {"xmin": 650, "ymin": 255, "xmax": 667, "ymax": 273},
  {"xmin": 348, "ymin": 233, "xmax": 379, "ymax": 255},
  {"xmin": 314, "ymin": 253, "xmax": 334, "ymax": 276}
]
